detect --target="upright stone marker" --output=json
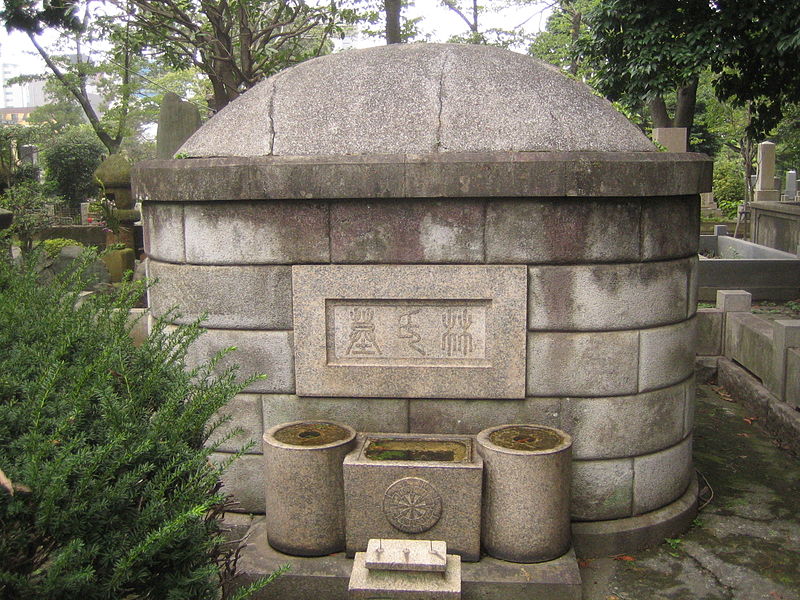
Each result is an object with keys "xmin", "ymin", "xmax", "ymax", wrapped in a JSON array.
[
  {"xmin": 652, "ymin": 127, "xmax": 687, "ymax": 152},
  {"xmin": 784, "ymin": 170, "xmax": 797, "ymax": 201},
  {"xmin": 156, "ymin": 92, "xmax": 201, "ymax": 159},
  {"xmin": 755, "ymin": 141, "xmax": 780, "ymax": 202}
]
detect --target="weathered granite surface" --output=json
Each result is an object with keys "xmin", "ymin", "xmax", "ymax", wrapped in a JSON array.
[
  {"xmin": 349, "ymin": 549, "xmax": 461, "ymax": 599},
  {"xmin": 263, "ymin": 420, "xmax": 356, "ymax": 556},
  {"xmin": 177, "ymin": 44, "xmax": 653, "ymax": 158},
  {"xmin": 134, "ymin": 154, "xmax": 712, "ymax": 202},
  {"xmin": 477, "ymin": 425, "xmax": 572, "ymax": 563},
  {"xmin": 231, "ymin": 519, "xmax": 582, "ymax": 599}
]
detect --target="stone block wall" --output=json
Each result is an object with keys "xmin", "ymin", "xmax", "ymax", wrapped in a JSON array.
[
  {"xmin": 695, "ymin": 290, "xmax": 800, "ymax": 411},
  {"xmin": 144, "ymin": 194, "xmax": 698, "ymax": 519}
]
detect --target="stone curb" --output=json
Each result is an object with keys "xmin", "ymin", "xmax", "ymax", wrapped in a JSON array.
[
  {"xmin": 571, "ymin": 476, "xmax": 698, "ymax": 558},
  {"xmin": 717, "ymin": 358, "xmax": 800, "ymax": 455}
]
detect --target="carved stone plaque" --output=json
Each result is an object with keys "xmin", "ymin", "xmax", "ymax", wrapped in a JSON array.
[
  {"xmin": 383, "ymin": 477, "xmax": 442, "ymax": 533},
  {"xmin": 328, "ymin": 300, "xmax": 490, "ymax": 367},
  {"xmin": 292, "ymin": 265, "xmax": 527, "ymax": 398}
]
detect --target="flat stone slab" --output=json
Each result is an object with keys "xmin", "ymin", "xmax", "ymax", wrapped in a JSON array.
[
  {"xmin": 350, "ymin": 550, "xmax": 460, "ymax": 599},
  {"xmin": 292, "ymin": 265, "xmax": 527, "ymax": 399},
  {"xmin": 232, "ymin": 519, "xmax": 582, "ymax": 600},
  {"xmin": 133, "ymin": 152, "xmax": 712, "ymax": 202},
  {"xmin": 365, "ymin": 539, "xmax": 448, "ymax": 572}
]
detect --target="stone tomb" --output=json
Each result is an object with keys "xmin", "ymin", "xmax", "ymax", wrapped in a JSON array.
[{"xmin": 134, "ymin": 42, "xmax": 712, "ymax": 597}]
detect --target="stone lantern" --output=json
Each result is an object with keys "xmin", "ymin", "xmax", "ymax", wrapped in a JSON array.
[{"xmin": 95, "ymin": 154, "xmax": 138, "ymax": 280}]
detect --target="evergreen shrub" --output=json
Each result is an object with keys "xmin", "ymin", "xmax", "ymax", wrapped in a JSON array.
[
  {"xmin": 41, "ymin": 127, "xmax": 106, "ymax": 207},
  {"xmin": 0, "ymin": 253, "xmax": 277, "ymax": 599},
  {"xmin": 40, "ymin": 238, "xmax": 85, "ymax": 258}
]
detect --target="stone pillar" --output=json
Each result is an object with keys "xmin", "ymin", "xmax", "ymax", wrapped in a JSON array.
[
  {"xmin": 476, "ymin": 424, "xmax": 572, "ymax": 563},
  {"xmin": 769, "ymin": 320, "xmax": 800, "ymax": 406},
  {"xmin": 754, "ymin": 142, "xmax": 780, "ymax": 202},
  {"xmin": 716, "ymin": 290, "xmax": 752, "ymax": 356},
  {"xmin": 156, "ymin": 92, "xmax": 202, "ymax": 159},
  {"xmin": 262, "ymin": 420, "xmax": 356, "ymax": 556},
  {"xmin": 652, "ymin": 127, "xmax": 687, "ymax": 153}
]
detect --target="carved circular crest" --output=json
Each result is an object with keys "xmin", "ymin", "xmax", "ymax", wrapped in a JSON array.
[{"xmin": 383, "ymin": 477, "xmax": 442, "ymax": 533}]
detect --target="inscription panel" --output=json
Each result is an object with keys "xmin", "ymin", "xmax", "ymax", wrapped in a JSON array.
[
  {"xmin": 327, "ymin": 300, "xmax": 490, "ymax": 367},
  {"xmin": 293, "ymin": 265, "xmax": 527, "ymax": 399}
]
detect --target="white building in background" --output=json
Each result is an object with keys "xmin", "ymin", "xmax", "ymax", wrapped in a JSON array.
[{"xmin": 0, "ymin": 59, "xmax": 27, "ymax": 108}]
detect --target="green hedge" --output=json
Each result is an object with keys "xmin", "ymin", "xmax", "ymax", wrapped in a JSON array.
[{"xmin": 0, "ymin": 253, "xmax": 275, "ymax": 599}]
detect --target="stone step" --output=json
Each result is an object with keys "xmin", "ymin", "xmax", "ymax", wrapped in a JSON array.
[{"xmin": 231, "ymin": 519, "xmax": 582, "ymax": 600}]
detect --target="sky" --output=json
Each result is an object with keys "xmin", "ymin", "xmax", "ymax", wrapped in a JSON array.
[{"xmin": 0, "ymin": 0, "xmax": 552, "ymax": 78}]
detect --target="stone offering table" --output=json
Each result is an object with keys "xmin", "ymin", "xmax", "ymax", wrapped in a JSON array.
[{"xmin": 133, "ymin": 42, "xmax": 712, "ymax": 580}]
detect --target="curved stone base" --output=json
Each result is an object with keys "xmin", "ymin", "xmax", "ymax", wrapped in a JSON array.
[{"xmin": 571, "ymin": 476, "xmax": 698, "ymax": 558}]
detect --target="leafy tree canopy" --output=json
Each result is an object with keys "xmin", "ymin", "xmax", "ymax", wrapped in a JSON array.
[
  {"xmin": 115, "ymin": 0, "xmax": 343, "ymax": 112},
  {"xmin": 41, "ymin": 125, "xmax": 106, "ymax": 206},
  {"xmin": 0, "ymin": 0, "xmax": 80, "ymax": 34},
  {"xmin": 580, "ymin": 0, "xmax": 800, "ymax": 138}
]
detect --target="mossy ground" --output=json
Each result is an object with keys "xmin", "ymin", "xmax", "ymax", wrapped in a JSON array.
[{"xmin": 580, "ymin": 384, "xmax": 800, "ymax": 600}]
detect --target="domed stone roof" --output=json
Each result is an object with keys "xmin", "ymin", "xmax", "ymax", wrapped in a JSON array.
[{"xmin": 179, "ymin": 43, "xmax": 654, "ymax": 158}]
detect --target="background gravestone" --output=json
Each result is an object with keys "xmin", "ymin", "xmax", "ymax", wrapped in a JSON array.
[{"xmin": 156, "ymin": 92, "xmax": 201, "ymax": 159}]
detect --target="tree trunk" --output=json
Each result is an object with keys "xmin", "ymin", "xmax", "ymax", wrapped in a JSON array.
[
  {"xmin": 649, "ymin": 96, "xmax": 672, "ymax": 128},
  {"xmin": 569, "ymin": 9, "xmax": 582, "ymax": 76},
  {"xmin": 385, "ymin": 0, "xmax": 402, "ymax": 44},
  {"xmin": 674, "ymin": 78, "xmax": 698, "ymax": 133}
]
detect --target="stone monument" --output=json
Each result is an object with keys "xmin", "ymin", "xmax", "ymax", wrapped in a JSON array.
[
  {"xmin": 754, "ymin": 141, "xmax": 780, "ymax": 202},
  {"xmin": 133, "ymin": 43, "xmax": 711, "ymax": 597},
  {"xmin": 155, "ymin": 92, "xmax": 201, "ymax": 159}
]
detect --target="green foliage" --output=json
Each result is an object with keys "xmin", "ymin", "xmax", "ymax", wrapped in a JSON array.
[
  {"xmin": 774, "ymin": 103, "xmax": 800, "ymax": 171},
  {"xmin": 40, "ymin": 237, "xmax": 84, "ymax": 258},
  {"xmin": 0, "ymin": 124, "xmax": 44, "ymax": 192},
  {"xmin": 0, "ymin": 0, "xmax": 81, "ymax": 34},
  {"xmin": 528, "ymin": 0, "xmax": 598, "ymax": 78},
  {"xmin": 713, "ymin": 158, "xmax": 746, "ymax": 220},
  {"xmin": 664, "ymin": 537, "xmax": 682, "ymax": 557},
  {"xmin": 0, "ymin": 252, "xmax": 276, "ymax": 599},
  {"xmin": 336, "ymin": 0, "xmax": 424, "ymax": 44},
  {"xmin": 0, "ymin": 181, "xmax": 62, "ymax": 254},
  {"xmin": 123, "ymin": 0, "xmax": 344, "ymax": 111},
  {"xmin": 580, "ymin": 0, "xmax": 800, "ymax": 138},
  {"xmin": 41, "ymin": 127, "xmax": 106, "ymax": 206}
]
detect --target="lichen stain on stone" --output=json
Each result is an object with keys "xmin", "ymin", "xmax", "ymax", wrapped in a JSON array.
[
  {"xmin": 419, "ymin": 213, "xmax": 461, "ymax": 261},
  {"xmin": 273, "ymin": 422, "xmax": 350, "ymax": 446},
  {"xmin": 489, "ymin": 425, "xmax": 564, "ymax": 451},
  {"xmin": 365, "ymin": 438, "xmax": 468, "ymax": 462}
]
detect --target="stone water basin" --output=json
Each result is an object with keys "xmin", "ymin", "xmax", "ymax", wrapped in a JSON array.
[{"xmin": 343, "ymin": 432, "xmax": 483, "ymax": 561}]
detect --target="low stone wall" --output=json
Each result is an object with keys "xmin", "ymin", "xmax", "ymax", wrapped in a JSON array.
[
  {"xmin": 751, "ymin": 201, "xmax": 800, "ymax": 254},
  {"xmin": 698, "ymin": 233, "xmax": 800, "ymax": 300},
  {"xmin": 695, "ymin": 290, "xmax": 800, "ymax": 451}
]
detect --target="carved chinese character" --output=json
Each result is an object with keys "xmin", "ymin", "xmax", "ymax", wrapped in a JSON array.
[
  {"xmin": 398, "ymin": 309, "xmax": 426, "ymax": 356},
  {"xmin": 441, "ymin": 308, "xmax": 474, "ymax": 357},
  {"xmin": 346, "ymin": 307, "xmax": 382, "ymax": 356}
]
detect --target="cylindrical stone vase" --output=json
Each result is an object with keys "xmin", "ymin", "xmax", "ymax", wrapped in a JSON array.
[
  {"xmin": 263, "ymin": 420, "xmax": 356, "ymax": 556},
  {"xmin": 476, "ymin": 424, "xmax": 572, "ymax": 563}
]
